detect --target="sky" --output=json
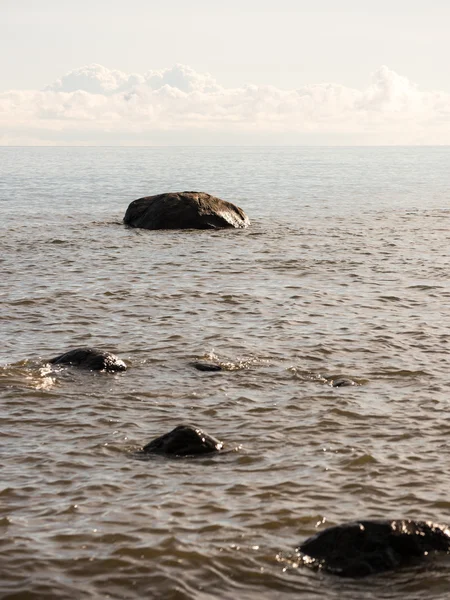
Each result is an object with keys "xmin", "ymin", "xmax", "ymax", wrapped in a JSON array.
[{"xmin": 1, "ymin": 0, "xmax": 450, "ymax": 145}]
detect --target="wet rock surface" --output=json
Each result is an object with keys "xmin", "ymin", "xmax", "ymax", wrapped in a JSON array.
[
  {"xmin": 141, "ymin": 424, "xmax": 224, "ymax": 457},
  {"xmin": 330, "ymin": 377, "xmax": 356, "ymax": 387},
  {"xmin": 123, "ymin": 191, "xmax": 250, "ymax": 230},
  {"xmin": 296, "ymin": 519, "xmax": 450, "ymax": 577},
  {"xmin": 190, "ymin": 361, "xmax": 223, "ymax": 372},
  {"xmin": 49, "ymin": 347, "xmax": 127, "ymax": 372}
]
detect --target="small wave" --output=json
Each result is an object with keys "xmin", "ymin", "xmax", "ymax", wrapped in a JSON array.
[
  {"xmin": 198, "ymin": 350, "xmax": 270, "ymax": 371},
  {"xmin": 0, "ymin": 360, "xmax": 57, "ymax": 391}
]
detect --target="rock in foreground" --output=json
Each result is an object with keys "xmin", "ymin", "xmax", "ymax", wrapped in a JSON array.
[
  {"xmin": 49, "ymin": 347, "xmax": 127, "ymax": 372},
  {"xmin": 142, "ymin": 424, "xmax": 224, "ymax": 457},
  {"xmin": 123, "ymin": 191, "xmax": 250, "ymax": 230},
  {"xmin": 296, "ymin": 519, "xmax": 450, "ymax": 577}
]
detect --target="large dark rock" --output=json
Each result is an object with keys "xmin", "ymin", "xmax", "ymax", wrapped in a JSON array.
[
  {"xmin": 49, "ymin": 347, "xmax": 127, "ymax": 372},
  {"xmin": 296, "ymin": 520, "xmax": 450, "ymax": 577},
  {"xmin": 141, "ymin": 424, "xmax": 224, "ymax": 457},
  {"xmin": 123, "ymin": 191, "xmax": 250, "ymax": 230}
]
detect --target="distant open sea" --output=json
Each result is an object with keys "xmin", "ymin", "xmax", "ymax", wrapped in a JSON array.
[{"xmin": 1, "ymin": 146, "xmax": 450, "ymax": 599}]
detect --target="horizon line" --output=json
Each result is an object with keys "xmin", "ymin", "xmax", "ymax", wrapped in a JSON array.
[{"xmin": 1, "ymin": 144, "xmax": 450, "ymax": 149}]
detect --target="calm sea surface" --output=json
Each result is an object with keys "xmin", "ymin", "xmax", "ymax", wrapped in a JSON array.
[{"xmin": 1, "ymin": 146, "xmax": 450, "ymax": 599}]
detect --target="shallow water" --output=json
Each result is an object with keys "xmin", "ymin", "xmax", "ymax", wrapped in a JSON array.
[{"xmin": 1, "ymin": 146, "xmax": 450, "ymax": 599}]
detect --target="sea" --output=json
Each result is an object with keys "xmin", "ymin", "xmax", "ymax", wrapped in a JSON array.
[{"xmin": 1, "ymin": 146, "xmax": 450, "ymax": 599}]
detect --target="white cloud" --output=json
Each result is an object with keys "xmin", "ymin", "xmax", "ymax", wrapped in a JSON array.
[
  {"xmin": 45, "ymin": 63, "xmax": 220, "ymax": 95},
  {"xmin": 144, "ymin": 64, "xmax": 221, "ymax": 94},
  {"xmin": 1, "ymin": 63, "xmax": 450, "ymax": 145},
  {"xmin": 45, "ymin": 64, "xmax": 137, "ymax": 94}
]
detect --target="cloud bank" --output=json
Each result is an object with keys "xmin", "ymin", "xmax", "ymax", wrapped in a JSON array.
[{"xmin": 1, "ymin": 63, "xmax": 450, "ymax": 145}]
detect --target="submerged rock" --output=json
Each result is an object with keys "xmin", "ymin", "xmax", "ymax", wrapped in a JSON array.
[
  {"xmin": 190, "ymin": 361, "xmax": 223, "ymax": 372},
  {"xmin": 49, "ymin": 347, "xmax": 127, "ymax": 372},
  {"xmin": 330, "ymin": 377, "xmax": 356, "ymax": 388},
  {"xmin": 141, "ymin": 424, "xmax": 224, "ymax": 457},
  {"xmin": 296, "ymin": 519, "xmax": 450, "ymax": 577},
  {"xmin": 123, "ymin": 191, "xmax": 250, "ymax": 230}
]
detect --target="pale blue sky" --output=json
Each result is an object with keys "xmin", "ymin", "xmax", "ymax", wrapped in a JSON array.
[{"xmin": 2, "ymin": 0, "xmax": 450, "ymax": 92}]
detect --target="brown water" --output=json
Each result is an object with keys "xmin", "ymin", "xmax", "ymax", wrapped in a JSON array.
[{"xmin": 1, "ymin": 147, "xmax": 450, "ymax": 599}]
